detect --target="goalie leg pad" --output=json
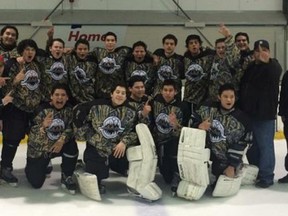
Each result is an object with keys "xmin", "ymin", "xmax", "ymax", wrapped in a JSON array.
[
  {"xmin": 176, "ymin": 180, "xmax": 207, "ymax": 200},
  {"xmin": 177, "ymin": 127, "xmax": 210, "ymax": 187},
  {"xmin": 240, "ymin": 164, "xmax": 259, "ymax": 185},
  {"xmin": 126, "ymin": 123, "xmax": 162, "ymax": 201},
  {"xmin": 212, "ymin": 175, "xmax": 241, "ymax": 197},
  {"xmin": 74, "ymin": 170, "xmax": 101, "ymax": 201}
]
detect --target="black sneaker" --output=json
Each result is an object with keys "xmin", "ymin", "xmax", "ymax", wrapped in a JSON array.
[
  {"xmin": 61, "ymin": 173, "xmax": 77, "ymax": 195},
  {"xmin": 45, "ymin": 161, "xmax": 53, "ymax": 178},
  {"xmin": 255, "ymin": 180, "xmax": 274, "ymax": 188},
  {"xmin": 0, "ymin": 167, "xmax": 18, "ymax": 187},
  {"xmin": 278, "ymin": 174, "xmax": 288, "ymax": 183}
]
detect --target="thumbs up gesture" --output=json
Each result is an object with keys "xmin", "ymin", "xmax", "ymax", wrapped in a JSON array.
[{"xmin": 198, "ymin": 118, "xmax": 211, "ymax": 131}]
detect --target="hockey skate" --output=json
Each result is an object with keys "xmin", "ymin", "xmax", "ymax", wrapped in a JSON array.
[
  {"xmin": 45, "ymin": 161, "xmax": 53, "ymax": 178},
  {"xmin": 171, "ymin": 172, "xmax": 181, "ymax": 197},
  {"xmin": 127, "ymin": 186, "xmax": 154, "ymax": 202},
  {"xmin": 61, "ymin": 173, "xmax": 77, "ymax": 195},
  {"xmin": 0, "ymin": 167, "xmax": 18, "ymax": 187}
]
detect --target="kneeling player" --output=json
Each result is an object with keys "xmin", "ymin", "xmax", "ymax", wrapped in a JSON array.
[
  {"xmin": 73, "ymin": 83, "xmax": 137, "ymax": 198},
  {"xmin": 25, "ymin": 84, "xmax": 78, "ymax": 194},
  {"xmin": 190, "ymin": 83, "xmax": 254, "ymax": 197}
]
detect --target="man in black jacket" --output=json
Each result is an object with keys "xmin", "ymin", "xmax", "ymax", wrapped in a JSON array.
[{"xmin": 239, "ymin": 40, "xmax": 282, "ymax": 188}]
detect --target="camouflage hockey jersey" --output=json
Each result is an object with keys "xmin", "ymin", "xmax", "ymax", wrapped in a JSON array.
[
  {"xmin": 153, "ymin": 49, "xmax": 184, "ymax": 97},
  {"xmin": 38, "ymin": 55, "xmax": 69, "ymax": 102},
  {"xmin": 90, "ymin": 46, "xmax": 131, "ymax": 98},
  {"xmin": 207, "ymin": 55, "xmax": 234, "ymax": 103},
  {"xmin": 0, "ymin": 42, "xmax": 19, "ymax": 62},
  {"xmin": 224, "ymin": 35, "xmax": 254, "ymax": 92},
  {"xmin": 183, "ymin": 48, "xmax": 215, "ymax": 106},
  {"xmin": 124, "ymin": 54, "xmax": 156, "ymax": 96},
  {"xmin": 27, "ymin": 102, "xmax": 74, "ymax": 158},
  {"xmin": 73, "ymin": 99, "xmax": 137, "ymax": 157},
  {"xmin": 151, "ymin": 94, "xmax": 184, "ymax": 144},
  {"xmin": 127, "ymin": 96, "xmax": 151, "ymax": 125},
  {"xmin": 2, "ymin": 59, "xmax": 43, "ymax": 112},
  {"xmin": 66, "ymin": 53, "xmax": 98, "ymax": 103},
  {"xmin": 192, "ymin": 102, "xmax": 252, "ymax": 168}
]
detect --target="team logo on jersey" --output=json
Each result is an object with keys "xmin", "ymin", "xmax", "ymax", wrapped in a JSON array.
[
  {"xmin": 99, "ymin": 116, "xmax": 124, "ymax": 139},
  {"xmin": 73, "ymin": 66, "xmax": 90, "ymax": 83},
  {"xmin": 156, "ymin": 113, "xmax": 172, "ymax": 134},
  {"xmin": 46, "ymin": 118, "xmax": 65, "ymax": 141},
  {"xmin": 47, "ymin": 62, "xmax": 67, "ymax": 80},
  {"xmin": 157, "ymin": 65, "xmax": 177, "ymax": 81},
  {"xmin": 131, "ymin": 70, "xmax": 148, "ymax": 82},
  {"xmin": 209, "ymin": 119, "xmax": 226, "ymax": 142},
  {"xmin": 210, "ymin": 62, "xmax": 220, "ymax": 80},
  {"xmin": 99, "ymin": 57, "xmax": 120, "ymax": 74},
  {"xmin": 185, "ymin": 63, "xmax": 205, "ymax": 82},
  {"xmin": 20, "ymin": 69, "xmax": 40, "ymax": 91}
]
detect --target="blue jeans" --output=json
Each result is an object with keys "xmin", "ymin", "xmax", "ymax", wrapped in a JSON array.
[{"xmin": 247, "ymin": 119, "xmax": 275, "ymax": 184}]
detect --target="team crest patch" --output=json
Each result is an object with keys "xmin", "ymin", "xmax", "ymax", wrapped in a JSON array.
[
  {"xmin": 47, "ymin": 118, "xmax": 65, "ymax": 141},
  {"xmin": 47, "ymin": 62, "xmax": 67, "ymax": 80},
  {"xmin": 99, "ymin": 57, "xmax": 120, "ymax": 74},
  {"xmin": 185, "ymin": 63, "xmax": 205, "ymax": 82},
  {"xmin": 157, "ymin": 65, "xmax": 177, "ymax": 81},
  {"xmin": 99, "ymin": 116, "xmax": 124, "ymax": 139},
  {"xmin": 156, "ymin": 113, "xmax": 172, "ymax": 134},
  {"xmin": 20, "ymin": 69, "xmax": 40, "ymax": 90}
]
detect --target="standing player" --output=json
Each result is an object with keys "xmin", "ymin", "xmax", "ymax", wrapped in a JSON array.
[
  {"xmin": 124, "ymin": 41, "xmax": 155, "ymax": 96},
  {"xmin": 153, "ymin": 34, "xmax": 184, "ymax": 99},
  {"xmin": 90, "ymin": 32, "xmax": 131, "ymax": 99},
  {"xmin": 0, "ymin": 39, "xmax": 43, "ymax": 185},
  {"xmin": 0, "ymin": 25, "xmax": 19, "ymax": 61},
  {"xmin": 66, "ymin": 38, "xmax": 98, "ymax": 105}
]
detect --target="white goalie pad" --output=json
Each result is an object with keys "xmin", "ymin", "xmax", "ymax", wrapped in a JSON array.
[
  {"xmin": 240, "ymin": 164, "xmax": 259, "ymax": 185},
  {"xmin": 177, "ymin": 127, "xmax": 210, "ymax": 187},
  {"xmin": 176, "ymin": 180, "xmax": 207, "ymax": 200},
  {"xmin": 212, "ymin": 175, "xmax": 241, "ymax": 197},
  {"xmin": 126, "ymin": 123, "xmax": 162, "ymax": 201},
  {"xmin": 74, "ymin": 170, "xmax": 101, "ymax": 201}
]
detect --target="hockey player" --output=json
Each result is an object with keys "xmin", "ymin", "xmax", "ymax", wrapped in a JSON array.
[
  {"xmin": 150, "ymin": 79, "xmax": 188, "ymax": 194},
  {"xmin": 206, "ymin": 38, "xmax": 234, "ymax": 103},
  {"xmin": 38, "ymin": 38, "xmax": 69, "ymax": 102},
  {"xmin": 0, "ymin": 39, "xmax": 43, "ymax": 185},
  {"xmin": 124, "ymin": 41, "xmax": 155, "ymax": 96},
  {"xmin": 66, "ymin": 38, "xmax": 98, "ymax": 105},
  {"xmin": 73, "ymin": 83, "xmax": 137, "ymax": 194},
  {"xmin": 191, "ymin": 83, "xmax": 252, "ymax": 196},
  {"xmin": 25, "ymin": 84, "xmax": 78, "ymax": 194},
  {"xmin": 182, "ymin": 34, "xmax": 215, "ymax": 122},
  {"xmin": 0, "ymin": 55, "xmax": 13, "ymax": 130},
  {"xmin": 90, "ymin": 32, "xmax": 131, "ymax": 99},
  {"xmin": 0, "ymin": 25, "xmax": 19, "ymax": 61},
  {"xmin": 153, "ymin": 34, "xmax": 184, "ymax": 99},
  {"xmin": 193, "ymin": 83, "xmax": 252, "ymax": 179},
  {"xmin": 127, "ymin": 75, "xmax": 151, "ymax": 125}
]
